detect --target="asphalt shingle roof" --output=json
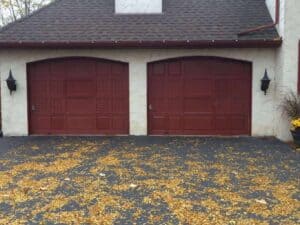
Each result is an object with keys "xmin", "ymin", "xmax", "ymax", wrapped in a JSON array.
[{"xmin": 0, "ymin": 0, "xmax": 280, "ymax": 45}]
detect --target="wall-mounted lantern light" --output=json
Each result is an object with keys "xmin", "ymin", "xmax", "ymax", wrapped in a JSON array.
[
  {"xmin": 6, "ymin": 70, "xmax": 17, "ymax": 95},
  {"xmin": 261, "ymin": 69, "xmax": 271, "ymax": 95}
]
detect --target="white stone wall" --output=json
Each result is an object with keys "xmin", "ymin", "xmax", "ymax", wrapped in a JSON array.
[
  {"xmin": 0, "ymin": 48, "xmax": 277, "ymax": 137},
  {"xmin": 115, "ymin": 0, "xmax": 162, "ymax": 14}
]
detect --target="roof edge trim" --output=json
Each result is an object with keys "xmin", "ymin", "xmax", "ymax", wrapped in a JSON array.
[{"xmin": 0, "ymin": 39, "xmax": 282, "ymax": 49}]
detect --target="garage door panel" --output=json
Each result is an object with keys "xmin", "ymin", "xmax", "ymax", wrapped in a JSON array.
[
  {"xmin": 168, "ymin": 98, "xmax": 183, "ymax": 112},
  {"xmin": 211, "ymin": 61, "xmax": 246, "ymax": 76},
  {"xmin": 29, "ymin": 58, "xmax": 129, "ymax": 135},
  {"xmin": 97, "ymin": 99, "xmax": 111, "ymax": 113},
  {"xmin": 183, "ymin": 116, "xmax": 214, "ymax": 130},
  {"xmin": 30, "ymin": 63, "xmax": 51, "ymax": 80},
  {"xmin": 96, "ymin": 62, "xmax": 111, "ymax": 76},
  {"xmin": 215, "ymin": 115, "xmax": 248, "ymax": 131},
  {"xmin": 215, "ymin": 79, "xmax": 230, "ymax": 97},
  {"xmin": 50, "ymin": 62, "xmax": 66, "ymax": 80},
  {"xmin": 66, "ymin": 80, "xmax": 95, "ymax": 97},
  {"xmin": 31, "ymin": 116, "xmax": 51, "ymax": 131},
  {"xmin": 152, "ymin": 62, "xmax": 165, "ymax": 76},
  {"xmin": 50, "ymin": 81, "xmax": 64, "ymax": 97},
  {"xmin": 66, "ymin": 60, "xmax": 95, "ymax": 79},
  {"xmin": 66, "ymin": 117, "xmax": 96, "ymax": 130},
  {"xmin": 169, "ymin": 116, "xmax": 181, "ymax": 130},
  {"xmin": 183, "ymin": 60, "xmax": 211, "ymax": 76},
  {"xmin": 215, "ymin": 116, "xmax": 230, "ymax": 131},
  {"xmin": 112, "ymin": 98, "xmax": 129, "ymax": 113},
  {"xmin": 97, "ymin": 80, "xmax": 112, "ymax": 97},
  {"xmin": 112, "ymin": 116, "xmax": 128, "ymax": 131},
  {"xmin": 184, "ymin": 98, "xmax": 214, "ymax": 113},
  {"xmin": 152, "ymin": 98, "xmax": 167, "ymax": 112},
  {"xmin": 231, "ymin": 80, "xmax": 251, "ymax": 97},
  {"xmin": 149, "ymin": 78, "xmax": 165, "ymax": 97},
  {"xmin": 51, "ymin": 99, "xmax": 65, "ymax": 115},
  {"xmin": 150, "ymin": 115, "xmax": 168, "ymax": 131},
  {"xmin": 184, "ymin": 79, "xmax": 213, "ymax": 97},
  {"xmin": 66, "ymin": 99, "xmax": 96, "ymax": 115},
  {"xmin": 30, "ymin": 80, "xmax": 49, "ymax": 97},
  {"xmin": 230, "ymin": 101, "xmax": 249, "ymax": 113},
  {"xmin": 113, "ymin": 79, "xmax": 128, "ymax": 97},
  {"xmin": 148, "ymin": 57, "xmax": 251, "ymax": 135},
  {"xmin": 215, "ymin": 101, "xmax": 230, "ymax": 113},
  {"xmin": 32, "ymin": 98, "xmax": 51, "ymax": 114},
  {"xmin": 167, "ymin": 80, "xmax": 182, "ymax": 97},
  {"xmin": 231, "ymin": 116, "xmax": 248, "ymax": 131},
  {"xmin": 112, "ymin": 63, "xmax": 126, "ymax": 76},
  {"xmin": 96, "ymin": 117, "xmax": 111, "ymax": 130},
  {"xmin": 168, "ymin": 61, "xmax": 182, "ymax": 75},
  {"xmin": 51, "ymin": 117, "xmax": 65, "ymax": 130}
]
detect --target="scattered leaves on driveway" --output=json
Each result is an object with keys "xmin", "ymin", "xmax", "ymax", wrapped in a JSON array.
[{"xmin": 0, "ymin": 137, "xmax": 299, "ymax": 224}]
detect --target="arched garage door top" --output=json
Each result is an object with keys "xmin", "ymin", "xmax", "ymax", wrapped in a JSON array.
[
  {"xmin": 148, "ymin": 56, "xmax": 252, "ymax": 66},
  {"xmin": 27, "ymin": 56, "xmax": 128, "ymax": 65}
]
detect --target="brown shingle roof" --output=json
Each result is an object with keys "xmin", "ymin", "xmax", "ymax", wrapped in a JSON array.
[{"xmin": 0, "ymin": 0, "xmax": 281, "ymax": 48}]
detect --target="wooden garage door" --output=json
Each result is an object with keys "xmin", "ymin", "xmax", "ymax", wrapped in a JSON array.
[
  {"xmin": 28, "ymin": 58, "xmax": 129, "ymax": 135},
  {"xmin": 148, "ymin": 57, "xmax": 251, "ymax": 135}
]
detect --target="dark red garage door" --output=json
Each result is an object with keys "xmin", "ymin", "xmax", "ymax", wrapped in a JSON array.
[
  {"xmin": 148, "ymin": 57, "xmax": 251, "ymax": 135},
  {"xmin": 28, "ymin": 58, "xmax": 129, "ymax": 135}
]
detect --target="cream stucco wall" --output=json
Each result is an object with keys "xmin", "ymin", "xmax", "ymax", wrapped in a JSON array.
[
  {"xmin": 0, "ymin": 48, "xmax": 277, "ymax": 137},
  {"xmin": 115, "ymin": 0, "xmax": 162, "ymax": 14},
  {"xmin": 266, "ymin": 0, "xmax": 300, "ymax": 141},
  {"xmin": 266, "ymin": 0, "xmax": 276, "ymax": 21},
  {"xmin": 266, "ymin": 0, "xmax": 285, "ymax": 36}
]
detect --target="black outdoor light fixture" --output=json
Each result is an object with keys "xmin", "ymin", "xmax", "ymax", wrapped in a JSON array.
[
  {"xmin": 6, "ymin": 70, "xmax": 17, "ymax": 95},
  {"xmin": 261, "ymin": 69, "xmax": 271, "ymax": 95}
]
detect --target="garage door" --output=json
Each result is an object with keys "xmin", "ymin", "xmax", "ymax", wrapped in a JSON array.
[
  {"xmin": 148, "ymin": 57, "xmax": 251, "ymax": 135},
  {"xmin": 28, "ymin": 58, "xmax": 129, "ymax": 135}
]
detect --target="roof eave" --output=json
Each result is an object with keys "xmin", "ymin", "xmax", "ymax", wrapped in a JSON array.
[{"xmin": 0, "ymin": 39, "xmax": 282, "ymax": 49}]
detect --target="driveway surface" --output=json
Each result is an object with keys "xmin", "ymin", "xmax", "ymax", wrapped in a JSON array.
[{"xmin": 0, "ymin": 137, "xmax": 299, "ymax": 225}]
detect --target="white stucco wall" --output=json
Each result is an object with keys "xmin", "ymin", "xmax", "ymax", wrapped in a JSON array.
[
  {"xmin": 266, "ymin": 0, "xmax": 276, "ymax": 21},
  {"xmin": 0, "ymin": 48, "xmax": 277, "ymax": 137},
  {"xmin": 115, "ymin": 0, "xmax": 162, "ymax": 14},
  {"xmin": 266, "ymin": 0, "xmax": 285, "ymax": 36},
  {"xmin": 269, "ymin": 0, "xmax": 300, "ymax": 141}
]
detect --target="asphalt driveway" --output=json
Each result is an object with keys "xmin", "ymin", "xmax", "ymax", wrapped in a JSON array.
[{"xmin": 0, "ymin": 137, "xmax": 299, "ymax": 225}]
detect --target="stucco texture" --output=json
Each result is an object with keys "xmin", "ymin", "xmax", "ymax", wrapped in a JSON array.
[
  {"xmin": 272, "ymin": 0, "xmax": 300, "ymax": 141},
  {"xmin": 0, "ymin": 48, "xmax": 277, "ymax": 137}
]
